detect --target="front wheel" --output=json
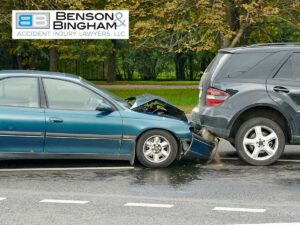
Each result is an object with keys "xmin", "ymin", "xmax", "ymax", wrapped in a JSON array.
[
  {"xmin": 235, "ymin": 117, "xmax": 285, "ymax": 166},
  {"xmin": 136, "ymin": 130, "xmax": 178, "ymax": 168}
]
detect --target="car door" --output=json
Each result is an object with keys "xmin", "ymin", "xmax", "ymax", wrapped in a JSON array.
[
  {"xmin": 0, "ymin": 77, "xmax": 45, "ymax": 153},
  {"xmin": 267, "ymin": 52, "xmax": 300, "ymax": 135},
  {"xmin": 42, "ymin": 78, "xmax": 123, "ymax": 154}
]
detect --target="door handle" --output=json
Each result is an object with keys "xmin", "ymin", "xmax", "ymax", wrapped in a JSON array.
[
  {"xmin": 273, "ymin": 86, "xmax": 290, "ymax": 93},
  {"xmin": 49, "ymin": 117, "xmax": 64, "ymax": 123}
]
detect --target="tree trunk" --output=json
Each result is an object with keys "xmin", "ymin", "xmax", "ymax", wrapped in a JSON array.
[
  {"xmin": 175, "ymin": 56, "xmax": 179, "ymax": 80},
  {"xmin": 229, "ymin": 24, "xmax": 246, "ymax": 48},
  {"xmin": 128, "ymin": 71, "xmax": 133, "ymax": 81},
  {"xmin": 12, "ymin": 55, "xmax": 23, "ymax": 70},
  {"xmin": 222, "ymin": 0, "xmax": 242, "ymax": 48},
  {"xmin": 188, "ymin": 53, "xmax": 194, "ymax": 80},
  {"xmin": 107, "ymin": 40, "xmax": 117, "ymax": 82},
  {"xmin": 49, "ymin": 47, "xmax": 58, "ymax": 72},
  {"xmin": 175, "ymin": 53, "xmax": 185, "ymax": 80}
]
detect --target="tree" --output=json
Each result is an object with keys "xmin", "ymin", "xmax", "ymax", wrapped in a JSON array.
[
  {"xmin": 222, "ymin": 0, "xmax": 300, "ymax": 48},
  {"xmin": 107, "ymin": 40, "xmax": 117, "ymax": 82},
  {"xmin": 108, "ymin": 0, "xmax": 230, "ymax": 80},
  {"xmin": 109, "ymin": 0, "xmax": 300, "ymax": 79}
]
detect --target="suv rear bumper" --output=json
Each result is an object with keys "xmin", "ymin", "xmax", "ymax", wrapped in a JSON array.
[{"xmin": 191, "ymin": 105, "xmax": 231, "ymax": 139}]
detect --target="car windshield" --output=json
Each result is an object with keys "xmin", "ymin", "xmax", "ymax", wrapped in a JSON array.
[{"xmin": 80, "ymin": 78, "xmax": 126, "ymax": 103}]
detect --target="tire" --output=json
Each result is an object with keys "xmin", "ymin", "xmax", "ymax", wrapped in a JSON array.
[
  {"xmin": 235, "ymin": 117, "xmax": 285, "ymax": 166},
  {"xmin": 136, "ymin": 129, "xmax": 178, "ymax": 168}
]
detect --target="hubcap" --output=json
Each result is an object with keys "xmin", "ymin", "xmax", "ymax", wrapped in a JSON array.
[
  {"xmin": 143, "ymin": 135, "xmax": 171, "ymax": 163},
  {"xmin": 243, "ymin": 125, "xmax": 278, "ymax": 161}
]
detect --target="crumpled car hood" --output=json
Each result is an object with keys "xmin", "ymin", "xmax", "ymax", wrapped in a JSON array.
[{"xmin": 129, "ymin": 94, "xmax": 188, "ymax": 122}]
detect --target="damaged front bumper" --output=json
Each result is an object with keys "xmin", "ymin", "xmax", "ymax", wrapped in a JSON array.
[
  {"xmin": 180, "ymin": 132, "xmax": 216, "ymax": 162},
  {"xmin": 128, "ymin": 94, "xmax": 217, "ymax": 162}
]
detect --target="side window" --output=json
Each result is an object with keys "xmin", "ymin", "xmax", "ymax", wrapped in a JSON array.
[
  {"xmin": 43, "ymin": 79, "xmax": 105, "ymax": 111},
  {"xmin": 275, "ymin": 56, "xmax": 294, "ymax": 80},
  {"xmin": 0, "ymin": 77, "xmax": 39, "ymax": 108},
  {"xmin": 293, "ymin": 53, "xmax": 300, "ymax": 81}
]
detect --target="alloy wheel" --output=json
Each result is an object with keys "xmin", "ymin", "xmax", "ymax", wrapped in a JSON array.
[
  {"xmin": 243, "ymin": 125, "xmax": 279, "ymax": 161},
  {"xmin": 143, "ymin": 135, "xmax": 171, "ymax": 163}
]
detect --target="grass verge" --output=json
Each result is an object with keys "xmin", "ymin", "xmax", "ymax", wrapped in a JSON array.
[
  {"xmin": 93, "ymin": 80, "xmax": 199, "ymax": 85},
  {"xmin": 107, "ymin": 88, "xmax": 199, "ymax": 113}
]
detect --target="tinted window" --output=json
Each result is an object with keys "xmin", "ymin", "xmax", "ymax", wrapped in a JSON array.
[
  {"xmin": 207, "ymin": 53, "xmax": 231, "ymax": 81},
  {"xmin": 275, "ymin": 53, "xmax": 300, "ymax": 81},
  {"xmin": 0, "ymin": 77, "xmax": 39, "ymax": 108},
  {"xmin": 275, "ymin": 56, "xmax": 294, "ymax": 80},
  {"xmin": 205, "ymin": 53, "xmax": 225, "ymax": 74},
  {"xmin": 219, "ymin": 53, "xmax": 271, "ymax": 78},
  {"xmin": 293, "ymin": 53, "xmax": 300, "ymax": 81},
  {"xmin": 43, "ymin": 79, "xmax": 105, "ymax": 110}
]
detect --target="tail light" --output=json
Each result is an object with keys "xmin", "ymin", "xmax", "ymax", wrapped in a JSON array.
[{"xmin": 205, "ymin": 87, "xmax": 229, "ymax": 106}]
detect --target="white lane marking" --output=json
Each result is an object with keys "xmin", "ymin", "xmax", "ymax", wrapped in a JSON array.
[
  {"xmin": 234, "ymin": 223, "xmax": 300, "ymax": 225},
  {"xmin": 0, "ymin": 166, "xmax": 134, "ymax": 172},
  {"xmin": 221, "ymin": 157, "xmax": 300, "ymax": 163},
  {"xmin": 40, "ymin": 199, "xmax": 89, "ymax": 204},
  {"xmin": 0, "ymin": 197, "xmax": 6, "ymax": 201},
  {"xmin": 125, "ymin": 203, "xmax": 174, "ymax": 208},
  {"xmin": 213, "ymin": 207, "xmax": 266, "ymax": 213}
]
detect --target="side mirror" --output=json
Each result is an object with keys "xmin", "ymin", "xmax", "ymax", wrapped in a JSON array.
[{"xmin": 96, "ymin": 103, "xmax": 114, "ymax": 113}]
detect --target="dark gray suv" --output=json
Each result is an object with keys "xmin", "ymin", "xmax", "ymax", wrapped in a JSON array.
[{"xmin": 192, "ymin": 43, "xmax": 300, "ymax": 166}]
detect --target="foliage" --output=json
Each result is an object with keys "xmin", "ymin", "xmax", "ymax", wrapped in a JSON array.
[
  {"xmin": 0, "ymin": 0, "xmax": 299, "ymax": 80},
  {"xmin": 109, "ymin": 0, "xmax": 300, "ymax": 51}
]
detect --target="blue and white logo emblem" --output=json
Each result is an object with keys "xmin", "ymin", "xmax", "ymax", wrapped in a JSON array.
[{"xmin": 16, "ymin": 12, "xmax": 50, "ymax": 29}]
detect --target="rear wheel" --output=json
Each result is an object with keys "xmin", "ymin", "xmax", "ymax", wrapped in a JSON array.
[
  {"xmin": 235, "ymin": 117, "xmax": 285, "ymax": 166},
  {"xmin": 136, "ymin": 130, "xmax": 178, "ymax": 168}
]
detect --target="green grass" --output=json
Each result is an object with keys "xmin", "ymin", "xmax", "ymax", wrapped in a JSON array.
[
  {"xmin": 92, "ymin": 80, "xmax": 199, "ymax": 85},
  {"xmin": 107, "ymin": 88, "xmax": 199, "ymax": 113}
]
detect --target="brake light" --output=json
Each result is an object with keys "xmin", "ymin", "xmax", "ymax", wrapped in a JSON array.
[{"xmin": 206, "ymin": 87, "xmax": 229, "ymax": 106}]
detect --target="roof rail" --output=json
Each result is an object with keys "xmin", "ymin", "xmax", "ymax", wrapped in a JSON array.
[{"xmin": 248, "ymin": 43, "xmax": 300, "ymax": 47}]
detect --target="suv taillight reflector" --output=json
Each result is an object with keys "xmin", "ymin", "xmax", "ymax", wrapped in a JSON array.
[{"xmin": 206, "ymin": 87, "xmax": 229, "ymax": 106}]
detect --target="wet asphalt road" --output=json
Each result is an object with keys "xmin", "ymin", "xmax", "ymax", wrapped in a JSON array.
[{"xmin": 0, "ymin": 140, "xmax": 299, "ymax": 225}]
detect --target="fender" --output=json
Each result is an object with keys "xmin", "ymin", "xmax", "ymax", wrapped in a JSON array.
[{"xmin": 227, "ymin": 102, "xmax": 296, "ymax": 140}]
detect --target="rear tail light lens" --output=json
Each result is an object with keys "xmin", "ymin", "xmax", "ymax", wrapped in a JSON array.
[{"xmin": 206, "ymin": 87, "xmax": 230, "ymax": 106}]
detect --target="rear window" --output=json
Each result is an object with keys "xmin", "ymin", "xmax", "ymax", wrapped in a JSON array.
[
  {"xmin": 205, "ymin": 53, "xmax": 225, "ymax": 74},
  {"xmin": 218, "ymin": 53, "xmax": 271, "ymax": 78},
  {"xmin": 206, "ymin": 53, "xmax": 231, "ymax": 81}
]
